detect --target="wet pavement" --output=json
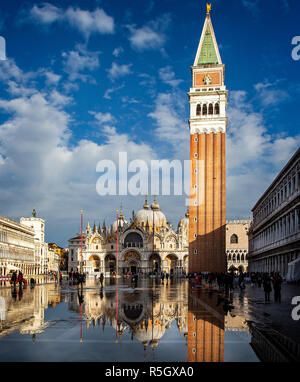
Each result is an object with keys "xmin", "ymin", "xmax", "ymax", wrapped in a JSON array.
[{"xmin": 0, "ymin": 278, "xmax": 298, "ymax": 362}]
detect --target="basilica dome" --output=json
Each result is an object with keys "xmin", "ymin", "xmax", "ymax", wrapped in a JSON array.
[
  {"xmin": 134, "ymin": 321, "xmax": 166, "ymax": 343},
  {"xmin": 134, "ymin": 197, "xmax": 167, "ymax": 230}
]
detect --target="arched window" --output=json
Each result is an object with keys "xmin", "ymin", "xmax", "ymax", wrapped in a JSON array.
[
  {"xmin": 215, "ymin": 103, "xmax": 220, "ymax": 115},
  {"xmin": 196, "ymin": 104, "xmax": 201, "ymax": 116},
  {"xmin": 230, "ymin": 234, "xmax": 238, "ymax": 244},
  {"xmin": 124, "ymin": 232, "xmax": 143, "ymax": 248},
  {"xmin": 208, "ymin": 103, "xmax": 213, "ymax": 115},
  {"xmin": 202, "ymin": 104, "xmax": 207, "ymax": 115}
]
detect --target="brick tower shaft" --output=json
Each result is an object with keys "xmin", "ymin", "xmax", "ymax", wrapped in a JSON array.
[{"xmin": 188, "ymin": 7, "xmax": 227, "ymax": 273}]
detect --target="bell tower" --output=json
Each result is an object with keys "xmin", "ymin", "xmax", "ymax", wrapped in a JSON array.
[{"xmin": 188, "ymin": 5, "xmax": 227, "ymax": 273}]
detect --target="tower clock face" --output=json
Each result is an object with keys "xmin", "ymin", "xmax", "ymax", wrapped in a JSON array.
[
  {"xmin": 193, "ymin": 71, "xmax": 222, "ymax": 87},
  {"xmin": 203, "ymin": 74, "xmax": 212, "ymax": 85}
]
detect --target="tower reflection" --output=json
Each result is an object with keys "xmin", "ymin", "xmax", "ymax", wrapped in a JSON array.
[{"xmin": 187, "ymin": 287, "xmax": 225, "ymax": 362}]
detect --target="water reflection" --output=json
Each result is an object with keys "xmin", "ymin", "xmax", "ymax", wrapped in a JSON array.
[
  {"xmin": 0, "ymin": 279, "xmax": 261, "ymax": 361},
  {"xmin": 67, "ymin": 279, "xmax": 188, "ymax": 350},
  {"xmin": 188, "ymin": 288, "xmax": 225, "ymax": 362},
  {"xmin": 0, "ymin": 283, "xmax": 61, "ymax": 340}
]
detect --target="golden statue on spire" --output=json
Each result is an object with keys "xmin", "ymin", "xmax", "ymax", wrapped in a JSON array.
[{"xmin": 206, "ymin": 3, "xmax": 212, "ymax": 14}]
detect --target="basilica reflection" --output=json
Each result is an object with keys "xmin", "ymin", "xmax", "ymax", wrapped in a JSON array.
[{"xmin": 67, "ymin": 279, "xmax": 188, "ymax": 350}]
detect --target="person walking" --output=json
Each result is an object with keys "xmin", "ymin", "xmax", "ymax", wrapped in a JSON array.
[
  {"xmin": 18, "ymin": 271, "xmax": 23, "ymax": 288},
  {"xmin": 11, "ymin": 271, "xmax": 17, "ymax": 287},
  {"xmin": 263, "ymin": 274, "xmax": 272, "ymax": 302},
  {"xmin": 238, "ymin": 273, "xmax": 245, "ymax": 291},
  {"xmin": 99, "ymin": 273, "xmax": 104, "ymax": 288}
]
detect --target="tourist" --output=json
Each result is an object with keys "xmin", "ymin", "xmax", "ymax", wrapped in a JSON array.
[
  {"xmin": 10, "ymin": 271, "xmax": 17, "ymax": 287},
  {"xmin": 99, "ymin": 273, "xmax": 104, "ymax": 288},
  {"xmin": 238, "ymin": 272, "xmax": 245, "ymax": 291},
  {"xmin": 257, "ymin": 273, "xmax": 262, "ymax": 288},
  {"xmin": 263, "ymin": 274, "xmax": 272, "ymax": 302},
  {"xmin": 18, "ymin": 271, "xmax": 23, "ymax": 287}
]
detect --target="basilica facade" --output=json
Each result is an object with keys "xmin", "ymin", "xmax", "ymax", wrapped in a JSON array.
[{"xmin": 68, "ymin": 197, "xmax": 189, "ymax": 277}]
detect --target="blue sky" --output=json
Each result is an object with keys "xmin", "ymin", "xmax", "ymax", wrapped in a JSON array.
[{"xmin": 0, "ymin": 0, "xmax": 299, "ymax": 247}]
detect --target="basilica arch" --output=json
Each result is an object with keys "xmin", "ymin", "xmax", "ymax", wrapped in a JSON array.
[
  {"xmin": 149, "ymin": 253, "xmax": 161, "ymax": 274},
  {"xmin": 164, "ymin": 254, "xmax": 179, "ymax": 275},
  {"xmin": 88, "ymin": 255, "xmax": 101, "ymax": 275},
  {"xmin": 122, "ymin": 250, "xmax": 142, "ymax": 275},
  {"xmin": 105, "ymin": 253, "xmax": 116, "ymax": 276}
]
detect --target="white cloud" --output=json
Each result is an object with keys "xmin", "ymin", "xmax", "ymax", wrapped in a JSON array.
[
  {"xmin": 0, "ymin": 60, "xmax": 156, "ymax": 245},
  {"xmin": 121, "ymin": 96, "xmax": 139, "ymax": 104},
  {"xmin": 127, "ymin": 14, "xmax": 171, "ymax": 51},
  {"xmin": 44, "ymin": 71, "xmax": 61, "ymax": 86},
  {"xmin": 159, "ymin": 66, "xmax": 183, "ymax": 87},
  {"xmin": 62, "ymin": 44, "xmax": 100, "ymax": 82},
  {"xmin": 29, "ymin": 3, "xmax": 114, "ymax": 37},
  {"xmin": 30, "ymin": 3, "xmax": 63, "ymax": 24},
  {"xmin": 254, "ymin": 81, "xmax": 290, "ymax": 107},
  {"xmin": 103, "ymin": 84, "xmax": 124, "ymax": 99},
  {"xmin": 89, "ymin": 111, "xmax": 116, "ymax": 125},
  {"xmin": 49, "ymin": 90, "xmax": 72, "ymax": 106},
  {"xmin": 107, "ymin": 62, "xmax": 132, "ymax": 81},
  {"xmin": 148, "ymin": 91, "xmax": 189, "ymax": 159},
  {"xmin": 112, "ymin": 47, "xmax": 124, "ymax": 57}
]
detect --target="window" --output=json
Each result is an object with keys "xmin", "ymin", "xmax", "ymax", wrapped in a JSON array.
[
  {"xmin": 230, "ymin": 234, "xmax": 238, "ymax": 244},
  {"xmin": 194, "ymin": 153, "xmax": 198, "ymax": 158},
  {"xmin": 208, "ymin": 103, "xmax": 214, "ymax": 115},
  {"xmin": 215, "ymin": 103, "xmax": 220, "ymax": 114},
  {"xmin": 194, "ymin": 249, "xmax": 197, "ymax": 254},
  {"xmin": 194, "ymin": 233, "xmax": 197, "ymax": 238},
  {"xmin": 194, "ymin": 137, "xmax": 198, "ymax": 142},
  {"xmin": 194, "ymin": 217, "xmax": 197, "ymax": 222},
  {"xmin": 196, "ymin": 104, "xmax": 201, "ymax": 116},
  {"xmin": 202, "ymin": 104, "xmax": 207, "ymax": 115}
]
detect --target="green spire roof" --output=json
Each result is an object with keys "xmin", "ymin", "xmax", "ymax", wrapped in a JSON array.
[{"xmin": 198, "ymin": 22, "xmax": 218, "ymax": 65}]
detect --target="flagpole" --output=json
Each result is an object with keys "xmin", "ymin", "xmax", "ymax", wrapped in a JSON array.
[
  {"xmin": 115, "ymin": 209, "xmax": 119, "ymax": 343},
  {"xmin": 80, "ymin": 209, "xmax": 83, "ymax": 274}
]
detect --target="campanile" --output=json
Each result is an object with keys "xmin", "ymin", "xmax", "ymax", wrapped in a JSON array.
[{"xmin": 188, "ymin": 5, "xmax": 227, "ymax": 273}]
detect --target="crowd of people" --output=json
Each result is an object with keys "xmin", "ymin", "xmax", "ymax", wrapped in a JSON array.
[{"xmin": 187, "ymin": 271, "xmax": 284, "ymax": 303}]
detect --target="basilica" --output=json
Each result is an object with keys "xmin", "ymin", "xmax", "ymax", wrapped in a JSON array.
[{"xmin": 68, "ymin": 197, "xmax": 189, "ymax": 277}]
